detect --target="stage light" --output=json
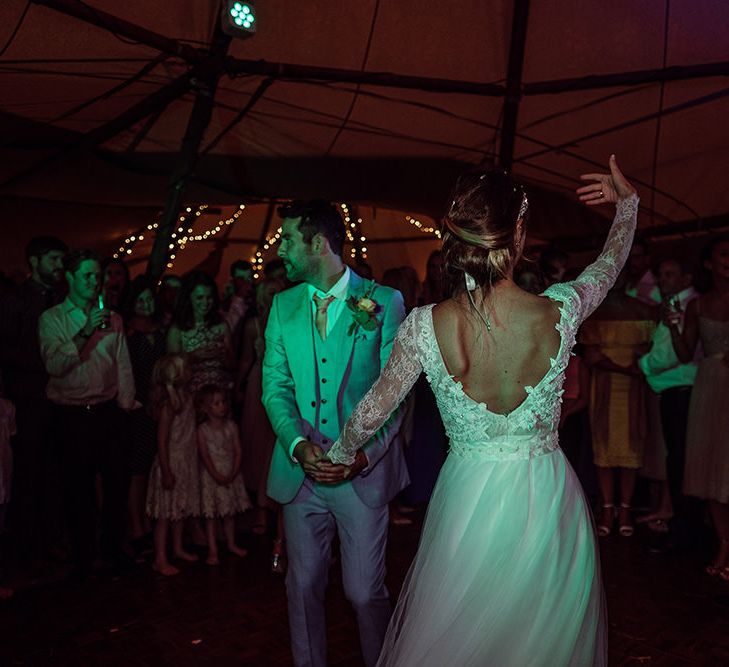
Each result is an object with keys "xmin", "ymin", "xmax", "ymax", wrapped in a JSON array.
[{"xmin": 222, "ymin": 1, "xmax": 257, "ymax": 36}]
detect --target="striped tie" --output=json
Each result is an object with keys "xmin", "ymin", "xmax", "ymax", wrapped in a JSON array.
[{"xmin": 313, "ymin": 294, "xmax": 335, "ymax": 341}]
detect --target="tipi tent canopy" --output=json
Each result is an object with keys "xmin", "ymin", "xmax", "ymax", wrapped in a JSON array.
[{"xmin": 2, "ymin": 0, "xmax": 729, "ymax": 280}]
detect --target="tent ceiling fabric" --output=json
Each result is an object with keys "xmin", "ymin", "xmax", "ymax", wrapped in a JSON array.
[{"xmin": 2, "ymin": 0, "xmax": 729, "ymax": 268}]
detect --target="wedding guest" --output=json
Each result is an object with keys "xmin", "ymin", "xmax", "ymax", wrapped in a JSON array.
[
  {"xmin": 38, "ymin": 250, "xmax": 136, "ymax": 579},
  {"xmin": 123, "ymin": 276, "xmax": 166, "ymax": 555},
  {"xmin": 101, "ymin": 257, "xmax": 130, "ymax": 313},
  {"xmin": 580, "ymin": 273, "xmax": 658, "ymax": 537},
  {"xmin": 668, "ymin": 236, "xmax": 729, "ymax": 578},
  {"xmin": 237, "ymin": 276, "xmax": 286, "ymax": 543},
  {"xmin": 0, "ymin": 236, "xmax": 67, "ymax": 567},
  {"xmin": 146, "ymin": 355, "xmax": 200, "ymax": 576},
  {"xmin": 382, "ymin": 267, "xmax": 421, "ymax": 313},
  {"xmin": 264, "ymin": 258, "xmax": 289, "ymax": 283},
  {"xmin": 223, "ymin": 259, "xmax": 255, "ymax": 336},
  {"xmin": 514, "ymin": 266, "xmax": 543, "ymax": 294},
  {"xmin": 558, "ymin": 347, "xmax": 590, "ymax": 472},
  {"xmin": 540, "ymin": 246, "xmax": 569, "ymax": 288},
  {"xmin": 0, "ymin": 372, "xmax": 16, "ymax": 599},
  {"xmin": 625, "ymin": 238, "xmax": 660, "ymax": 304},
  {"xmin": 421, "ymin": 250, "xmax": 445, "ymax": 303},
  {"xmin": 167, "ymin": 271, "xmax": 233, "ymax": 394},
  {"xmin": 196, "ymin": 384, "xmax": 251, "ymax": 565},
  {"xmin": 157, "ymin": 274, "xmax": 182, "ymax": 328},
  {"xmin": 638, "ymin": 258, "xmax": 700, "ymax": 545}
]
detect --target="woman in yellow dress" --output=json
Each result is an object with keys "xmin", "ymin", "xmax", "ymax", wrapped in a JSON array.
[{"xmin": 580, "ymin": 279, "xmax": 657, "ymax": 537}]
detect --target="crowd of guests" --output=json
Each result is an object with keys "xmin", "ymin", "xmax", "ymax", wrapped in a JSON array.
[{"xmin": 0, "ymin": 229, "xmax": 728, "ymax": 599}]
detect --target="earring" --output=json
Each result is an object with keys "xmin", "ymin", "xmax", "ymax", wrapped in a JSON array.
[{"xmin": 464, "ymin": 271, "xmax": 477, "ymax": 291}]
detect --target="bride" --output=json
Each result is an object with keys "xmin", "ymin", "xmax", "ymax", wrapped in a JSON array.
[{"xmin": 324, "ymin": 155, "xmax": 637, "ymax": 666}]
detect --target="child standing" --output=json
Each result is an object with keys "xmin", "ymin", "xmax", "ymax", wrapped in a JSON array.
[
  {"xmin": 196, "ymin": 384, "xmax": 251, "ymax": 565},
  {"xmin": 146, "ymin": 355, "xmax": 200, "ymax": 576}
]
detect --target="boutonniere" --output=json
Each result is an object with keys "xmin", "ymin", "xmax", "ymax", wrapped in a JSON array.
[{"xmin": 346, "ymin": 282, "xmax": 381, "ymax": 336}]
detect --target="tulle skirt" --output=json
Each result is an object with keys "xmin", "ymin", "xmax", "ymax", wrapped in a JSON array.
[{"xmin": 378, "ymin": 448, "xmax": 606, "ymax": 667}]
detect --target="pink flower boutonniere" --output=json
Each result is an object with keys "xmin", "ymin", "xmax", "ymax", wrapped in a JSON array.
[{"xmin": 346, "ymin": 282, "xmax": 381, "ymax": 336}]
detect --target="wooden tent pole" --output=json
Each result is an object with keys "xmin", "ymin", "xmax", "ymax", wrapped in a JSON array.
[
  {"xmin": 146, "ymin": 20, "xmax": 231, "ymax": 284},
  {"xmin": 498, "ymin": 0, "xmax": 530, "ymax": 171}
]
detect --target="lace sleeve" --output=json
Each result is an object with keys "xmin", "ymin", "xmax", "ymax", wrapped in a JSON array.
[
  {"xmin": 327, "ymin": 309, "xmax": 423, "ymax": 465},
  {"xmin": 570, "ymin": 194, "xmax": 639, "ymax": 323}
]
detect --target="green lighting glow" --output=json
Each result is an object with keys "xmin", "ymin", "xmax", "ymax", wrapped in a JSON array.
[{"xmin": 226, "ymin": 0, "xmax": 256, "ymax": 33}]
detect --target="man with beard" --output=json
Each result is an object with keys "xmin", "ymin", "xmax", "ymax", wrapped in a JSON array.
[{"xmin": 0, "ymin": 236, "xmax": 67, "ymax": 569}]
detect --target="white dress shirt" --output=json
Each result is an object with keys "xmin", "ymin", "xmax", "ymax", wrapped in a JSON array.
[
  {"xmin": 39, "ymin": 297, "xmax": 136, "ymax": 409},
  {"xmin": 639, "ymin": 287, "xmax": 700, "ymax": 393},
  {"xmin": 307, "ymin": 266, "xmax": 351, "ymax": 337}
]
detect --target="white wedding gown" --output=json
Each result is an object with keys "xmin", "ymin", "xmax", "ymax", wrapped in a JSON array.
[{"xmin": 328, "ymin": 195, "xmax": 639, "ymax": 666}]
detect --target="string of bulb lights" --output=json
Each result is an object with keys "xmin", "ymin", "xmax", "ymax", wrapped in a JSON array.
[
  {"xmin": 112, "ymin": 204, "xmax": 246, "ymax": 273},
  {"xmin": 113, "ymin": 203, "xmax": 440, "ymax": 278}
]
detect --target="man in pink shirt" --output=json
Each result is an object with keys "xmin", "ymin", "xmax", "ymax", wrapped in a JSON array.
[{"xmin": 39, "ymin": 250, "xmax": 136, "ymax": 579}]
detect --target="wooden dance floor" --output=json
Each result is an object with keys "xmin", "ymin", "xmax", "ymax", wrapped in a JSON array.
[{"xmin": 2, "ymin": 511, "xmax": 729, "ymax": 666}]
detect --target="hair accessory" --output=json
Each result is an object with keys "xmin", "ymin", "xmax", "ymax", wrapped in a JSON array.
[
  {"xmin": 464, "ymin": 276, "xmax": 492, "ymax": 332},
  {"xmin": 518, "ymin": 191, "xmax": 529, "ymax": 220}
]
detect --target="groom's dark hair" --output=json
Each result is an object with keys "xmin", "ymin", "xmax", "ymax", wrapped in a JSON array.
[{"xmin": 278, "ymin": 199, "xmax": 345, "ymax": 257}]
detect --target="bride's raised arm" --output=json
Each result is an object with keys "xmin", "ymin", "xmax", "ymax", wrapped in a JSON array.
[
  {"xmin": 327, "ymin": 310, "xmax": 423, "ymax": 466},
  {"xmin": 568, "ymin": 154, "xmax": 639, "ymax": 323}
]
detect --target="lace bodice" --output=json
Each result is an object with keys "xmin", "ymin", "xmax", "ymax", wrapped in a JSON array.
[{"xmin": 327, "ymin": 195, "xmax": 639, "ymax": 465}]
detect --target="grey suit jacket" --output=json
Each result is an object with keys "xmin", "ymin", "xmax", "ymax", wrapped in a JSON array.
[{"xmin": 262, "ymin": 271, "xmax": 410, "ymax": 507}]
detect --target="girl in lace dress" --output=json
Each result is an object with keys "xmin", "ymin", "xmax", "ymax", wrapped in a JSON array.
[
  {"xmin": 324, "ymin": 156, "xmax": 637, "ymax": 666},
  {"xmin": 146, "ymin": 355, "xmax": 200, "ymax": 576},
  {"xmin": 667, "ymin": 236, "xmax": 729, "ymax": 580},
  {"xmin": 196, "ymin": 384, "xmax": 251, "ymax": 565}
]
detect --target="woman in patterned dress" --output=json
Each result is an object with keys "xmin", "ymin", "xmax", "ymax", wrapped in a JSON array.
[{"xmin": 167, "ymin": 271, "xmax": 233, "ymax": 395}]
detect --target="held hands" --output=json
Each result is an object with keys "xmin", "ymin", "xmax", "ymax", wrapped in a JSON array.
[
  {"xmin": 577, "ymin": 155, "xmax": 637, "ymax": 206},
  {"xmin": 294, "ymin": 441, "xmax": 368, "ymax": 484}
]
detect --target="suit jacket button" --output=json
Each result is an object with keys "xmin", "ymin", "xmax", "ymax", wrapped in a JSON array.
[
  {"xmin": 311, "ymin": 401, "xmax": 316, "ymax": 407},
  {"xmin": 321, "ymin": 378, "xmax": 327, "ymax": 383},
  {"xmin": 321, "ymin": 398, "xmax": 327, "ymax": 404},
  {"xmin": 322, "ymin": 418, "xmax": 328, "ymax": 424},
  {"xmin": 322, "ymin": 358, "xmax": 327, "ymax": 363}
]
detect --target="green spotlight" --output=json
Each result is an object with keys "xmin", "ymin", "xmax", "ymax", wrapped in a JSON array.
[{"xmin": 222, "ymin": 0, "xmax": 257, "ymax": 37}]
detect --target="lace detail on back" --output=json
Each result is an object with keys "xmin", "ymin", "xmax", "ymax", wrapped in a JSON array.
[{"xmin": 327, "ymin": 195, "xmax": 638, "ymax": 465}]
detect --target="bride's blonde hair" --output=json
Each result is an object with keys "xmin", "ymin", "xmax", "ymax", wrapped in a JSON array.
[
  {"xmin": 442, "ymin": 169, "xmax": 529, "ymax": 297},
  {"xmin": 149, "ymin": 354, "xmax": 190, "ymax": 418}
]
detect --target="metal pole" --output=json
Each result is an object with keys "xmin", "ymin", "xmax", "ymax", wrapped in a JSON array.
[
  {"xmin": 146, "ymin": 20, "xmax": 232, "ymax": 284},
  {"xmin": 498, "ymin": 0, "xmax": 530, "ymax": 171}
]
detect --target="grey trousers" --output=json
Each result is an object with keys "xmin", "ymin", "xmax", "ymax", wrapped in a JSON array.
[{"xmin": 283, "ymin": 482, "xmax": 391, "ymax": 667}]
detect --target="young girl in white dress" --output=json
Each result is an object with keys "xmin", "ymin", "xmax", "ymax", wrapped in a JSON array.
[
  {"xmin": 146, "ymin": 355, "xmax": 201, "ymax": 576},
  {"xmin": 196, "ymin": 384, "xmax": 251, "ymax": 565}
]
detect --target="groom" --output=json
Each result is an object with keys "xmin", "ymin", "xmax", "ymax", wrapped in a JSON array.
[{"xmin": 262, "ymin": 200, "xmax": 409, "ymax": 667}]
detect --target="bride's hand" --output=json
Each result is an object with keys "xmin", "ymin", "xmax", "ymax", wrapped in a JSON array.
[{"xmin": 576, "ymin": 154, "xmax": 637, "ymax": 206}]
